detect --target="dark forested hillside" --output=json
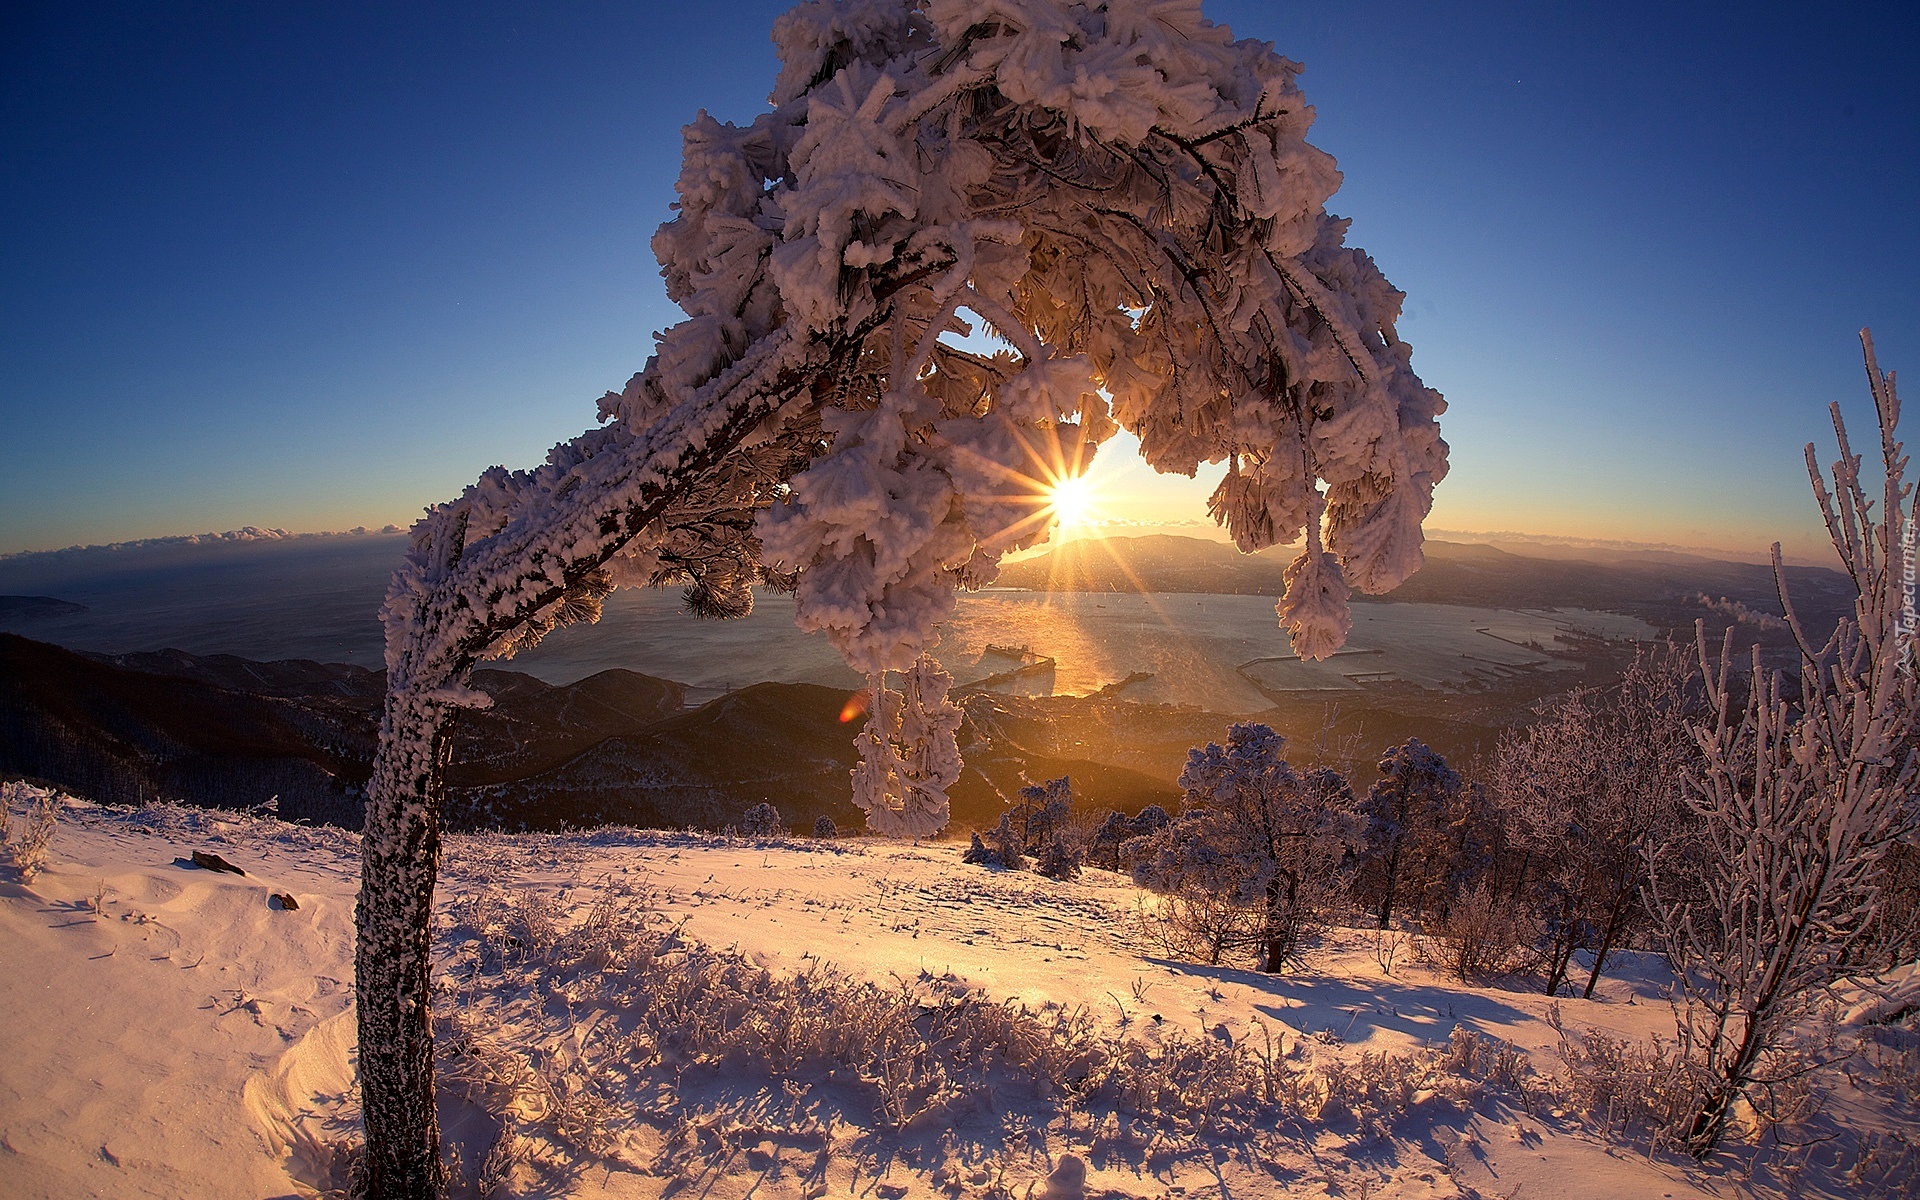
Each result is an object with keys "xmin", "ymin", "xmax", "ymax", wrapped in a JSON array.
[{"xmin": 0, "ymin": 635, "xmax": 1187, "ymax": 834}]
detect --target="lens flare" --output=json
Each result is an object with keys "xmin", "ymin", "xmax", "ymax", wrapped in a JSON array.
[{"xmin": 838, "ymin": 689, "xmax": 871, "ymax": 724}]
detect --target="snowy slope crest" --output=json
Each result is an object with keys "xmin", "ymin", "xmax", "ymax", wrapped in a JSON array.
[{"xmin": 10, "ymin": 800, "xmax": 1914, "ymax": 1200}]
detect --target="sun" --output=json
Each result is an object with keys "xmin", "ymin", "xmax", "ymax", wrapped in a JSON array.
[{"xmin": 1047, "ymin": 472, "xmax": 1100, "ymax": 532}]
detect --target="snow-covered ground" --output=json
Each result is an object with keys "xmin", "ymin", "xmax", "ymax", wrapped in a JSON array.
[{"xmin": 1, "ymin": 797, "xmax": 1913, "ymax": 1199}]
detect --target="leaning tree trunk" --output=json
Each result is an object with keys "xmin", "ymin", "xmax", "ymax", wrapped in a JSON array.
[
  {"xmin": 349, "ymin": 317, "xmax": 876, "ymax": 1193},
  {"xmin": 1685, "ymin": 1007, "xmax": 1771, "ymax": 1157},
  {"xmin": 1582, "ymin": 868, "xmax": 1635, "ymax": 1000},
  {"xmin": 355, "ymin": 690, "xmax": 454, "ymax": 1198},
  {"xmin": 1541, "ymin": 920, "xmax": 1576, "ymax": 997}
]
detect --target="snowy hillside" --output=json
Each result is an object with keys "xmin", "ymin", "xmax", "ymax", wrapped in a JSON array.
[{"xmin": 1, "ymin": 795, "xmax": 1914, "ymax": 1199}]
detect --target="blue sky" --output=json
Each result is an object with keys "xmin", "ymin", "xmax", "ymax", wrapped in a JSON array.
[{"xmin": 2, "ymin": 1, "xmax": 1915, "ymax": 559}]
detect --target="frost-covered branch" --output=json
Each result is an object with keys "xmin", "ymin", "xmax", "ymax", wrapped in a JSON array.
[
  {"xmin": 1649, "ymin": 331, "xmax": 1919, "ymax": 1159},
  {"xmin": 358, "ymin": 3, "xmax": 1444, "ymax": 1190}
]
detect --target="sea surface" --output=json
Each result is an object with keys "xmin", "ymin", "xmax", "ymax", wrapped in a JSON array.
[{"xmin": 0, "ymin": 534, "xmax": 1653, "ymax": 713}]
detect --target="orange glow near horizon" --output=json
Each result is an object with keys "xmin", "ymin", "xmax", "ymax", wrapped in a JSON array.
[{"xmin": 991, "ymin": 428, "xmax": 1193, "ymax": 622}]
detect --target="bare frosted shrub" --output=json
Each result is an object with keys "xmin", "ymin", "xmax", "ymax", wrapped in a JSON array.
[
  {"xmin": 1548, "ymin": 1006, "xmax": 1702, "ymax": 1148},
  {"xmin": 1134, "ymin": 890, "xmax": 1261, "ymax": 967},
  {"xmin": 1846, "ymin": 1129, "xmax": 1920, "ymax": 1197},
  {"xmin": 1, "ymin": 782, "xmax": 58, "ymax": 881},
  {"xmin": 1419, "ymin": 883, "xmax": 1526, "ymax": 983},
  {"xmin": 473, "ymin": 1130, "xmax": 522, "ymax": 1199},
  {"xmin": 1651, "ymin": 334, "xmax": 1920, "ymax": 1157},
  {"xmin": 1743, "ymin": 1048, "xmax": 1827, "ymax": 1145},
  {"xmin": 812, "ymin": 815, "xmax": 837, "ymax": 838},
  {"xmin": 1370, "ymin": 928, "xmax": 1407, "ymax": 976},
  {"xmin": 1864, "ymin": 1026, "xmax": 1920, "ymax": 1109}
]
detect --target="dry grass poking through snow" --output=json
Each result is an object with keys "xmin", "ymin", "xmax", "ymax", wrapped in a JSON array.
[
  {"xmin": 426, "ymin": 881, "xmax": 1546, "ymax": 1197},
  {"xmin": 10, "ymin": 803, "xmax": 1919, "ymax": 1200}
]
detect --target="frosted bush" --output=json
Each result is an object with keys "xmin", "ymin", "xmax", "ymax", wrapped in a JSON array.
[
  {"xmin": 1034, "ymin": 832, "xmax": 1083, "ymax": 880},
  {"xmin": 740, "ymin": 803, "xmax": 784, "ymax": 837},
  {"xmin": 1, "ymin": 781, "xmax": 59, "ymax": 881},
  {"xmin": 1545, "ymin": 1006, "xmax": 1825, "ymax": 1156},
  {"xmin": 812, "ymin": 815, "xmax": 838, "ymax": 838},
  {"xmin": 1418, "ymin": 883, "xmax": 1528, "ymax": 984},
  {"xmin": 1547, "ymin": 1006, "xmax": 1703, "ymax": 1149},
  {"xmin": 1442, "ymin": 1025, "xmax": 1532, "ymax": 1094},
  {"xmin": 1316, "ymin": 1026, "xmax": 1538, "ymax": 1136},
  {"xmin": 1133, "ymin": 889, "xmax": 1261, "ymax": 968}
]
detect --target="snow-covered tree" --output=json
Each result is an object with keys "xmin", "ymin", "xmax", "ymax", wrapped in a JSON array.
[
  {"xmin": 1011, "ymin": 774, "xmax": 1075, "ymax": 852},
  {"xmin": 1090, "ymin": 809, "xmax": 1132, "ymax": 870},
  {"xmin": 1089, "ymin": 803, "xmax": 1174, "ymax": 870},
  {"xmin": 356, "ymin": 1, "xmax": 1444, "ymax": 1189},
  {"xmin": 741, "ymin": 802, "xmax": 785, "ymax": 836},
  {"xmin": 962, "ymin": 814, "xmax": 1026, "ymax": 870},
  {"xmin": 1650, "ymin": 332, "xmax": 1919, "ymax": 1158},
  {"xmin": 1496, "ymin": 642, "xmax": 1697, "ymax": 997},
  {"xmin": 1128, "ymin": 803, "xmax": 1173, "ymax": 839},
  {"xmin": 1350, "ymin": 738, "xmax": 1474, "ymax": 929},
  {"xmin": 1133, "ymin": 723, "xmax": 1353, "ymax": 971},
  {"xmin": 964, "ymin": 775, "xmax": 1076, "ymax": 872},
  {"xmin": 1035, "ymin": 831, "xmax": 1085, "ymax": 880}
]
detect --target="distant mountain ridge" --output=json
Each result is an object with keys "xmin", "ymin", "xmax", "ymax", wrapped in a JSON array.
[
  {"xmin": 0, "ymin": 596, "xmax": 88, "ymax": 618},
  {"xmin": 0, "ymin": 634, "xmax": 1179, "ymax": 836},
  {"xmin": 0, "ymin": 633, "xmax": 687, "ymax": 828},
  {"xmin": 997, "ymin": 534, "xmax": 1853, "ymax": 642},
  {"xmin": 0, "ymin": 524, "xmax": 404, "ymax": 563}
]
